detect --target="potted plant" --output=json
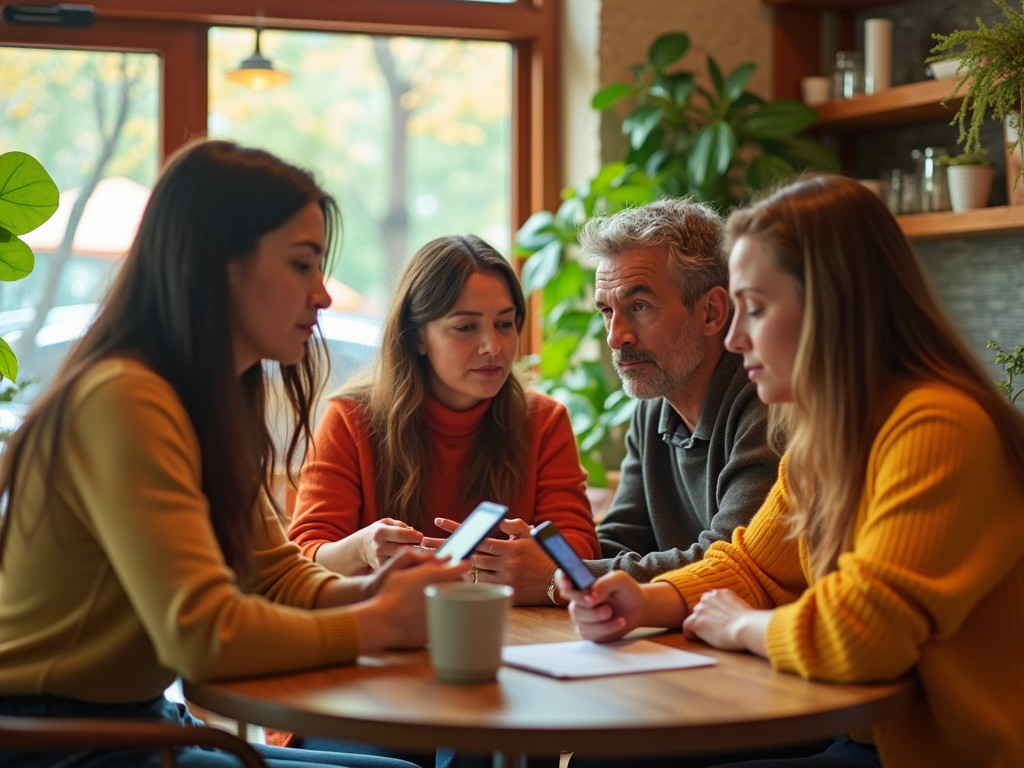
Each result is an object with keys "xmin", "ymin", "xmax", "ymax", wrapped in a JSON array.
[
  {"xmin": 930, "ymin": 0, "xmax": 1024, "ymax": 191},
  {"xmin": 0, "ymin": 150, "xmax": 59, "ymax": 440},
  {"xmin": 988, "ymin": 340, "xmax": 1024, "ymax": 404},
  {"xmin": 515, "ymin": 32, "xmax": 838, "ymax": 482},
  {"xmin": 940, "ymin": 150, "xmax": 994, "ymax": 211}
]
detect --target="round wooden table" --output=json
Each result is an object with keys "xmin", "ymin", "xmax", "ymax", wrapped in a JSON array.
[{"xmin": 184, "ymin": 607, "xmax": 914, "ymax": 766}]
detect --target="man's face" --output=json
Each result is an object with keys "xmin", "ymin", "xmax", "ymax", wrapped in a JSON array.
[{"xmin": 594, "ymin": 246, "xmax": 706, "ymax": 400}]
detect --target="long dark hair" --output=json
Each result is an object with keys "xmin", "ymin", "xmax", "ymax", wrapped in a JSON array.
[
  {"xmin": 341, "ymin": 235, "xmax": 530, "ymax": 530},
  {"xmin": 0, "ymin": 140, "xmax": 340, "ymax": 578}
]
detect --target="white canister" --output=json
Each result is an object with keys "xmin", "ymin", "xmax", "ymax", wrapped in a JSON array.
[{"xmin": 864, "ymin": 19, "xmax": 892, "ymax": 94}]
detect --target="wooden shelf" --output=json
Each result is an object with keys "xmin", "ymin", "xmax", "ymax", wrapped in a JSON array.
[
  {"xmin": 764, "ymin": 0, "xmax": 895, "ymax": 8},
  {"xmin": 897, "ymin": 206, "xmax": 1024, "ymax": 242},
  {"xmin": 814, "ymin": 79, "xmax": 965, "ymax": 132}
]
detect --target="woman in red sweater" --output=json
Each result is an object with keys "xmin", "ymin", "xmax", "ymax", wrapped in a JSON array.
[{"xmin": 289, "ymin": 235, "xmax": 600, "ymax": 606}]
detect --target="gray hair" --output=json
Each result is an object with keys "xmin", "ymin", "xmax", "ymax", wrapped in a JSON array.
[{"xmin": 578, "ymin": 198, "xmax": 726, "ymax": 307}]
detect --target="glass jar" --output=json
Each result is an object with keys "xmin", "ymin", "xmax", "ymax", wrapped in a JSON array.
[{"xmin": 833, "ymin": 51, "xmax": 864, "ymax": 99}]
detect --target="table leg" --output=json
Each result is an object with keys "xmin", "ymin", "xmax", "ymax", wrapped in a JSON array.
[{"xmin": 492, "ymin": 751, "xmax": 527, "ymax": 768}]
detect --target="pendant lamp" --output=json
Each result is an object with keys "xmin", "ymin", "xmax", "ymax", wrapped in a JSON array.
[{"xmin": 226, "ymin": 18, "xmax": 291, "ymax": 91}]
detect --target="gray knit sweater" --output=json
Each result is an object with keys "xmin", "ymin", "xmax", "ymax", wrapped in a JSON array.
[{"xmin": 587, "ymin": 351, "xmax": 780, "ymax": 582}]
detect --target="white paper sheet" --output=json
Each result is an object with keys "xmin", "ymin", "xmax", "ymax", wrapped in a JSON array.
[{"xmin": 501, "ymin": 639, "xmax": 717, "ymax": 679}]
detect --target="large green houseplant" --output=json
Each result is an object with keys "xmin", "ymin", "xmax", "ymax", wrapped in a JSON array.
[
  {"xmin": 0, "ymin": 152, "xmax": 59, "ymax": 392},
  {"xmin": 516, "ymin": 33, "xmax": 838, "ymax": 484},
  {"xmin": 930, "ymin": 0, "xmax": 1024, "ymax": 188}
]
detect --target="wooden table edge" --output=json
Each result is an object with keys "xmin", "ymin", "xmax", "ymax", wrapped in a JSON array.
[{"xmin": 184, "ymin": 674, "xmax": 916, "ymax": 757}]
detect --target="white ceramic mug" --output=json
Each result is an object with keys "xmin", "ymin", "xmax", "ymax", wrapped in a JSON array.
[{"xmin": 425, "ymin": 582, "xmax": 514, "ymax": 684}]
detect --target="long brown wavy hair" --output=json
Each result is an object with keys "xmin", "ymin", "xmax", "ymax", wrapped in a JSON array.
[
  {"xmin": 341, "ymin": 235, "xmax": 529, "ymax": 530},
  {"xmin": 725, "ymin": 174, "xmax": 1024, "ymax": 579},
  {"xmin": 0, "ymin": 140, "xmax": 339, "ymax": 580}
]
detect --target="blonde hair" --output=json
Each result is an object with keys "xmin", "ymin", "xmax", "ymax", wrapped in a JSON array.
[
  {"xmin": 342, "ymin": 235, "xmax": 529, "ymax": 530},
  {"xmin": 726, "ymin": 174, "xmax": 1024, "ymax": 579}
]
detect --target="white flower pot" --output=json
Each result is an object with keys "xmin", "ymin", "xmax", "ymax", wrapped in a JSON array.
[{"xmin": 947, "ymin": 165, "xmax": 994, "ymax": 212}]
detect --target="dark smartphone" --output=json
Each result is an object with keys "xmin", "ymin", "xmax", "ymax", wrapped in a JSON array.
[
  {"xmin": 435, "ymin": 501, "xmax": 508, "ymax": 563},
  {"xmin": 532, "ymin": 521, "xmax": 597, "ymax": 591}
]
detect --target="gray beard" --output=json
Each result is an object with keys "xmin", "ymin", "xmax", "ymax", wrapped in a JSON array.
[{"xmin": 612, "ymin": 337, "xmax": 705, "ymax": 401}]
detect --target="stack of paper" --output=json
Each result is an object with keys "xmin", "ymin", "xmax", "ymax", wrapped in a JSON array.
[{"xmin": 502, "ymin": 639, "xmax": 716, "ymax": 679}]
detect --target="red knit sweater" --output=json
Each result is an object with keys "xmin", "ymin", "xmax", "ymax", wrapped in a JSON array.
[{"xmin": 289, "ymin": 391, "xmax": 600, "ymax": 561}]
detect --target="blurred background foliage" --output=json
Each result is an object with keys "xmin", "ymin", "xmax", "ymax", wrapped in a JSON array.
[{"xmin": 516, "ymin": 32, "xmax": 840, "ymax": 485}]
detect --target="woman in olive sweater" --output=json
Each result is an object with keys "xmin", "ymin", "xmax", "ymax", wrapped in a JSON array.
[
  {"xmin": 562, "ymin": 175, "xmax": 1024, "ymax": 768},
  {"xmin": 0, "ymin": 140, "xmax": 466, "ymax": 768}
]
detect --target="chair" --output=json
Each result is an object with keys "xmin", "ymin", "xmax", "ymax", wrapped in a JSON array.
[{"xmin": 0, "ymin": 715, "xmax": 268, "ymax": 768}]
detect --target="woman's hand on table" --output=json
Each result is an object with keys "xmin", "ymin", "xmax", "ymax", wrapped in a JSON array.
[
  {"xmin": 355, "ymin": 550, "xmax": 470, "ymax": 651},
  {"xmin": 358, "ymin": 518, "xmax": 425, "ymax": 571},
  {"xmin": 314, "ymin": 518, "xmax": 424, "ymax": 576},
  {"xmin": 681, "ymin": 589, "xmax": 772, "ymax": 658}
]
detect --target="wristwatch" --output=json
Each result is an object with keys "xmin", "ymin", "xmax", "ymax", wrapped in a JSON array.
[{"xmin": 547, "ymin": 572, "xmax": 565, "ymax": 606}]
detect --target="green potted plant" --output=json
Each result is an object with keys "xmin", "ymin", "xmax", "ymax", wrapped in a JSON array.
[
  {"xmin": 930, "ymin": 0, "xmax": 1024, "ymax": 190},
  {"xmin": 939, "ymin": 149, "xmax": 994, "ymax": 211},
  {"xmin": 988, "ymin": 340, "xmax": 1024, "ymax": 404},
  {"xmin": 515, "ymin": 32, "xmax": 839, "ymax": 482},
  {"xmin": 0, "ymin": 150, "xmax": 59, "ymax": 439}
]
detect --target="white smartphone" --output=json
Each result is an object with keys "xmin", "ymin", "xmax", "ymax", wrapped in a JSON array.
[{"xmin": 435, "ymin": 501, "xmax": 508, "ymax": 563}]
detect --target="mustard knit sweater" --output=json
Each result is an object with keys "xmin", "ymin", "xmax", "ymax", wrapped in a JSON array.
[
  {"xmin": 656, "ymin": 381, "xmax": 1024, "ymax": 768},
  {"xmin": 0, "ymin": 358, "xmax": 360, "ymax": 703}
]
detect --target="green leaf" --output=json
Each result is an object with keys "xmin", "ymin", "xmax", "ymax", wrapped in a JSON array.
[
  {"xmin": 0, "ymin": 152, "xmax": 59, "ymax": 237},
  {"xmin": 580, "ymin": 453, "xmax": 607, "ymax": 487},
  {"xmin": 745, "ymin": 154, "xmax": 796, "ymax": 191},
  {"xmin": 688, "ymin": 122, "xmax": 736, "ymax": 188},
  {"xmin": 553, "ymin": 196, "xmax": 586, "ymax": 238},
  {"xmin": 589, "ymin": 162, "xmax": 629, "ymax": 194},
  {"xmin": 622, "ymin": 104, "xmax": 664, "ymax": 150},
  {"xmin": 648, "ymin": 33, "xmax": 690, "ymax": 71},
  {"xmin": 0, "ymin": 337, "xmax": 17, "ymax": 382},
  {"xmin": 0, "ymin": 229, "xmax": 35, "ymax": 282},
  {"xmin": 521, "ymin": 240, "xmax": 562, "ymax": 294},
  {"xmin": 707, "ymin": 55, "xmax": 725, "ymax": 94},
  {"xmin": 539, "ymin": 334, "xmax": 580, "ymax": 379},
  {"xmin": 744, "ymin": 100, "xmax": 818, "ymax": 140},
  {"xmin": 515, "ymin": 210, "xmax": 556, "ymax": 252},
  {"xmin": 721, "ymin": 62, "xmax": 757, "ymax": 106},
  {"xmin": 592, "ymin": 82, "xmax": 634, "ymax": 111},
  {"xmin": 763, "ymin": 136, "xmax": 841, "ymax": 172},
  {"xmin": 541, "ymin": 260, "xmax": 592, "ymax": 316},
  {"xmin": 670, "ymin": 72, "xmax": 696, "ymax": 105},
  {"xmin": 626, "ymin": 126, "xmax": 665, "ymax": 168}
]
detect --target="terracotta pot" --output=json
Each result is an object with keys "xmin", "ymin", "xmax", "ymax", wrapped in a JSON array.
[{"xmin": 947, "ymin": 165, "xmax": 994, "ymax": 212}]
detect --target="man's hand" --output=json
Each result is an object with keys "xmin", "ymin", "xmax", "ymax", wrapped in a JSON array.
[
  {"xmin": 424, "ymin": 517, "xmax": 554, "ymax": 605},
  {"xmin": 681, "ymin": 588, "xmax": 771, "ymax": 657}
]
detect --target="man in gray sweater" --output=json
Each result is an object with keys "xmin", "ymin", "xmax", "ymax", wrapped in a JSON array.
[{"xmin": 578, "ymin": 199, "xmax": 779, "ymax": 586}]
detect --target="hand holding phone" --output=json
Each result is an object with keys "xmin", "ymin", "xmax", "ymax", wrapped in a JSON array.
[
  {"xmin": 435, "ymin": 501, "xmax": 509, "ymax": 563},
  {"xmin": 531, "ymin": 521, "xmax": 597, "ymax": 591}
]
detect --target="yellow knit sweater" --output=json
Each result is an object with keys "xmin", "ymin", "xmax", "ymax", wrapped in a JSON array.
[
  {"xmin": 0, "ymin": 358, "xmax": 360, "ymax": 703},
  {"xmin": 656, "ymin": 381, "xmax": 1024, "ymax": 768}
]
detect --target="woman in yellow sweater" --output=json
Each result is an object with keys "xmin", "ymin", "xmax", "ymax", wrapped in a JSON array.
[
  {"xmin": 0, "ymin": 140, "xmax": 466, "ymax": 768},
  {"xmin": 561, "ymin": 175, "xmax": 1024, "ymax": 768}
]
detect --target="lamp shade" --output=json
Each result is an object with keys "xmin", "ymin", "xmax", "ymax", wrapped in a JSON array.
[{"xmin": 226, "ymin": 28, "xmax": 291, "ymax": 91}]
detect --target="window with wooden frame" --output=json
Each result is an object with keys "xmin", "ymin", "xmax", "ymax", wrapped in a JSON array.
[{"xmin": 0, "ymin": 0, "xmax": 557, "ymax": 414}]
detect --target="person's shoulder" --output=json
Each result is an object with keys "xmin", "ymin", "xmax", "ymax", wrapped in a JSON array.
[
  {"xmin": 525, "ymin": 389, "xmax": 563, "ymax": 421},
  {"xmin": 72, "ymin": 356, "xmax": 179, "ymax": 411},
  {"xmin": 889, "ymin": 380, "xmax": 991, "ymax": 430}
]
